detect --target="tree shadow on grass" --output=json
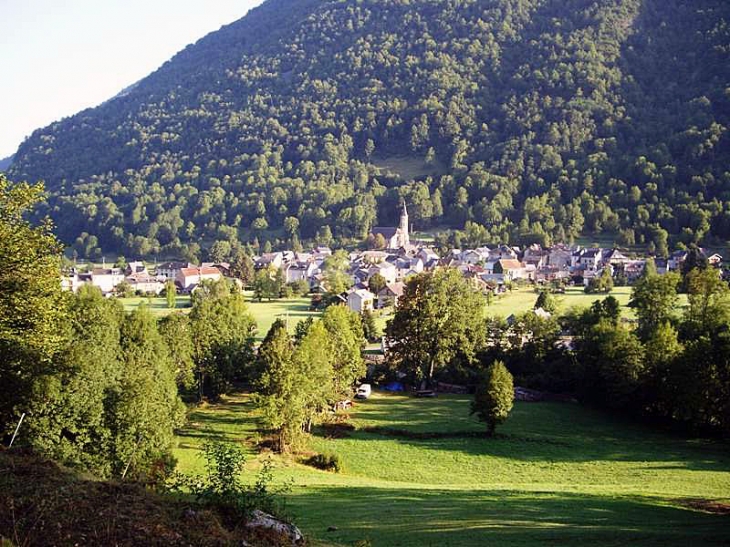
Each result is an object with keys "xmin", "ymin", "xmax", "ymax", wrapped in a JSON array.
[
  {"xmin": 346, "ymin": 398, "xmax": 730, "ymax": 471},
  {"xmin": 288, "ymin": 487, "xmax": 730, "ymax": 547}
]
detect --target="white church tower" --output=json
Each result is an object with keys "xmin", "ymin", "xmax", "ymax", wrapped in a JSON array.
[{"xmin": 399, "ymin": 200, "xmax": 410, "ymax": 247}]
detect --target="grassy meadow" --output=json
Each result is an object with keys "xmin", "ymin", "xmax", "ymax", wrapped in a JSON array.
[
  {"xmin": 120, "ymin": 291, "xmax": 319, "ymax": 340},
  {"xmin": 173, "ymin": 393, "xmax": 730, "ymax": 546}
]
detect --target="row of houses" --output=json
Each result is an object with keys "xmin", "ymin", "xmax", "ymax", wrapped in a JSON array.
[{"xmin": 62, "ymin": 261, "xmax": 224, "ymax": 295}]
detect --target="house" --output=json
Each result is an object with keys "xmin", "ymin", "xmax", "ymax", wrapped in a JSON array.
[
  {"xmin": 667, "ymin": 251, "xmax": 688, "ymax": 271},
  {"xmin": 90, "ymin": 268, "xmax": 125, "ymax": 295},
  {"xmin": 255, "ymin": 252, "xmax": 285, "ymax": 270},
  {"xmin": 489, "ymin": 245, "xmax": 519, "ymax": 261},
  {"xmin": 156, "ymin": 261, "xmax": 195, "ymax": 280},
  {"xmin": 176, "ymin": 266, "xmax": 222, "ymax": 290},
  {"xmin": 708, "ymin": 253, "xmax": 723, "ymax": 267},
  {"xmin": 578, "ymin": 248, "xmax": 602, "ymax": 271},
  {"xmin": 603, "ymin": 248, "xmax": 629, "ymax": 266},
  {"xmin": 126, "ymin": 272, "xmax": 165, "ymax": 295},
  {"xmin": 285, "ymin": 261, "xmax": 317, "ymax": 284},
  {"xmin": 347, "ymin": 288, "xmax": 375, "ymax": 313},
  {"xmin": 125, "ymin": 261, "xmax": 147, "ymax": 275},
  {"xmin": 548, "ymin": 244, "xmax": 573, "ymax": 269},
  {"xmin": 377, "ymin": 282, "xmax": 405, "ymax": 309},
  {"xmin": 493, "ymin": 259, "xmax": 526, "ymax": 281}
]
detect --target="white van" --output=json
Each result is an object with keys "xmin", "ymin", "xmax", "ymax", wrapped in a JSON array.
[{"xmin": 355, "ymin": 384, "xmax": 372, "ymax": 399}]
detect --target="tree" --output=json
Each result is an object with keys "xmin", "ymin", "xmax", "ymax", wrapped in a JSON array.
[
  {"xmin": 322, "ymin": 250, "xmax": 352, "ymax": 296},
  {"xmin": 159, "ymin": 312, "xmax": 196, "ymax": 391},
  {"xmin": 630, "ymin": 270, "xmax": 680, "ymax": 340},
  {"xmin": 322, "ymin": 305, "xmax": 366, "ymax": 399},
  {"xmin": 578, "ymin": 320, "xmax": 645, "ymax": 410},
  {"xmin": 111, "ymin": 305, "xmax": 185, "ymax": 477},
  {"xmin": 190, "ymin": 281, "xmax": 257, "ymax": 399},
  {"xmin": 683, "ymin": 268, "xmax": 730, "ymax": 338},
  {"xmin": 534, "ymin": 290, "xmax": 556, "ymax": 313},
  {"xmin": 0, "ymin": 176, "xmax": 67, "ymax": 434},
  {"xmin": 361, "ymin": 309, "xmax": 380, "ymax": 342},
  {"xmin": 26, "ymin": 285, "xmax": 123, "ymax": 476},
  {"xmin": 253, "ymin": 267, "xmax": 281, "ymax": 301},
  {"xmin": 386, "ymin": 269, "xmax": 486, "ymax": 388},
  {"xmin": 230, "ymin": 249, "xmax": 255, "ymax": 287},
  {"xmin": 585, "ymin": 268, "xmax": 613, "ymax": 294},
  {"xmin": 368, "ymin": 272, "xmax": 387, "ymax": 294},
  {"xmin": 471, "ymin": 360, "xmax": 514, "ymax": 436},
  {"xmin": 165, "ymin": 280, "xmax": 177, "ymax": 309}
]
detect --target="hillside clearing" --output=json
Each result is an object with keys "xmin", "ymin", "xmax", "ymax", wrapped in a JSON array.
[{"xmin": 173, "ymin": 393, "xmax": 730, "ymax": 546}]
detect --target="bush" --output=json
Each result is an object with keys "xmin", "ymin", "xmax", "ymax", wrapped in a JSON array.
[
  {"xmin": 169, "ymin": 441, "xmax": 289, "ymax": 520},
  {"xmin": 305, "ymin": 452, "xmax": 343, "ymax": 473}
]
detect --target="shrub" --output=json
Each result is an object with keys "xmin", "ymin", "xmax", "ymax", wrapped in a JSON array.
[
  {"xmin": 169, "ymin": 441, "xmax": 289, "ymax": 520},
  {"xmin": 305, "ymin": 452, "xmax": 343, "ymax": 473}
]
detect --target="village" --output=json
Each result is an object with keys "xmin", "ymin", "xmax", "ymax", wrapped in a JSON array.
[{"xmin": 60, "ymin": 202, "xmax": 724, "ymax": 316}]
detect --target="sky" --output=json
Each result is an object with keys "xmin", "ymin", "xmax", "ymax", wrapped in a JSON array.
[{"xmin": 0, "ymin": 0, "xmax": 264, "ymax": 159}]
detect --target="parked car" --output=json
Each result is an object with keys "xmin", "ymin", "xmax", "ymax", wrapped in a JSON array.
[{"xmin": 355, "ymin": 384, "xmax": 372, "ymax": 399}]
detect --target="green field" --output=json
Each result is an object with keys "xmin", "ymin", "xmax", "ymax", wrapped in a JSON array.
[
  {"xmin": 120, "ymin": 292, "xmax": 319, "ymax": 340},
  {"xmin": 174, "ymin": 393, "xmax": 730, "ymax": 546}
]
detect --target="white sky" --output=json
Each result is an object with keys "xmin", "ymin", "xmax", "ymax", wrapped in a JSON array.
[{"xmin": 0, "ymin": 0, "xmax": 264, "ymax": 158}]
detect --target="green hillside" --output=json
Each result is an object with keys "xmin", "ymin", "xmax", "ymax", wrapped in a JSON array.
[
  {"xmin": 8, "ymin": 0, "xmax": 730, "ymax": 257},
  {"xmin": 175, "ymin": 392, "xmax": 730, "ymax": 546}
]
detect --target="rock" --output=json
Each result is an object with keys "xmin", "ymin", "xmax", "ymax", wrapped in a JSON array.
[
  {"xmin": 245, "ymin": 510, "xmax": 304, "ymax": 545},
  {"xmin": 327, "ymin": 525, "xmax": 338, "ymax": 532}
]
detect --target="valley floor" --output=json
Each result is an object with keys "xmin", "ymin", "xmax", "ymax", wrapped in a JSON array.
[{"xmin": 174, "ymin": 393, "xmax": 730, "ymax": 546}]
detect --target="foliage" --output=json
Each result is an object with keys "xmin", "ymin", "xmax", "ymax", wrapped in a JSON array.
[
  {"xmin": 630, "ymin": 269, "xmax": 680, "ymax": 340},
  {"xmin": 190, "ymin": 280, "xmax": 256, "ymax": 399},
  {"xmin": 0, "ymin": 175, "xmax": 67, "ymax": 433},
  {"xmin": 322, "ymin": 305, "xmax": 366, "ymax": 399},
  {"xmin": 253, "ymin": 267, "xmax": 282, "ymax": 301},
  {"xmin": 534, "ymin": 290, "xmax": 557, "ymax": 313},
  {"xmin": 169, "ymin": 440, "xmax": 287, "ymax": 520},
  {"xmin": 368, "ymin": 273, "xmax": 387, "ymax": 294},
  {"xmin": 165, "ymin": 280, "xmax": 176, "ymax": 309},
  {"xmin": 361, "ymin": 309, "xmax": 380, "ymax": 342},
  {"xmin": 386, "ymin": 269, "xmax": 485, "ymax": 387},
  {"xmin": 471, "ymin": 360, "xmax": 515, "ymax": 436},
  {"xmin": 305, "ymin": 452, "xmax": 343, "ymax": 473},
  {"xmin": 9, "ymin": 0, "xmax": 730, "ymax": 256},
  {"xmin": 584, "ymin": 268, "xmax": 614, "ymax": 294}
]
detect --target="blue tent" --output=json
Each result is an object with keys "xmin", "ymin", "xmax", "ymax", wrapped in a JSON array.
[{"xmin": 382, "ymin": 381, "xmax": 404, "ymax": 392}]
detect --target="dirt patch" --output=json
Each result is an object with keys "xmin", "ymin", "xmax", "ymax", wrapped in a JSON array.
[{"xmin": 678, "ymin": 498, "xmax": 730, "ymax": 515}]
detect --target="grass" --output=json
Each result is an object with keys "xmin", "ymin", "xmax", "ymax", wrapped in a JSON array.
[
  {"xmin": 486, "ymin": 286, "xmax": 635, "ymax": 318},
  {"xmin": 173, "ymin": 393, "xmax": 730, "ymax": 546},
  {"xmin": 119, "ymin": 291, "xmax": 320, "ymax": 340},
  {"xmin": 371, "ymin": 155, "xmax": 445, "ymax": 181}
]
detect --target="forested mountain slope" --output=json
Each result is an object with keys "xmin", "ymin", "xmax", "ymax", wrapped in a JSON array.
[{"xmin": 8, "ymin": 0, "xmax": 730, "ymax": 257}]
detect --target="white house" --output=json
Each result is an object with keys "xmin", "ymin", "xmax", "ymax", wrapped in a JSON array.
[
  {"xmin": 346, "ymin": 288, "xmax": 375, "ymax": 313},
  {"xmin": 176, "ymin": 266, "xmax": 222, "ymax": 290},
  {"xmin": 90, "ymin": 268, "xmax": 125, "ymax": 295}
]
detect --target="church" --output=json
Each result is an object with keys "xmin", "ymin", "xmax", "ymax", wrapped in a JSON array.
[{"xmin": 371, "ymin": 201, "xmax": 410, "ymax": 249}]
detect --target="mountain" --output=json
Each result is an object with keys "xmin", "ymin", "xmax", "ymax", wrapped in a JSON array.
[
  {"xmin": 8, "ymin": 0, "xmax": 730, "ymax": 259},
  {"xmin": 0, "ymin": 155, "xmax": 13, "ymax": 172}
]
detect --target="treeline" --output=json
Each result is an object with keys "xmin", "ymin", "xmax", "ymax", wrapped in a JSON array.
[
  {"xmin": 384, "ymin": 264, "xmax": 730, "ymax": 436},
  {"xmin": 8, "ymin": 0, "xmax": 730, "ymax": 258},
  {"xmin": 0, "ymin": 174, "xmax": 372, "ymax": 476},
  {"xmin": 0, "ymin": 177, "xmax": 229, "ymax": 477}
]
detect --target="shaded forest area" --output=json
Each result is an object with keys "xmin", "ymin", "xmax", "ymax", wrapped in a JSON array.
[{"xmin": 8, "ymin": 0, "xmax": 730, "ymax": 258}]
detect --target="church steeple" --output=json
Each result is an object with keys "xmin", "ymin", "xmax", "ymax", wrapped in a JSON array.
[{"xmin": 399, "ymin": 200, "xmax": 410, "ymax": 247}]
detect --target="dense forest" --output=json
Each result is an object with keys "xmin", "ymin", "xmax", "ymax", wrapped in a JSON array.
[{"xmin": 8, "ymin": 0, "xmax": 730, "ymax": 258}]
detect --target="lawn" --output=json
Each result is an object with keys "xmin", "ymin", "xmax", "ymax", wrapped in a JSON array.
[
  {"xmin": 486, "ymin": 286, "xmax": 636, "ymax": 318},
  {"xmin": 119, "ymin": 292, "xmax": 320, "ymax": 340},
  {"xmin": 173, "ymin": 393, "xmax": 730, "ymax": 546}
]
